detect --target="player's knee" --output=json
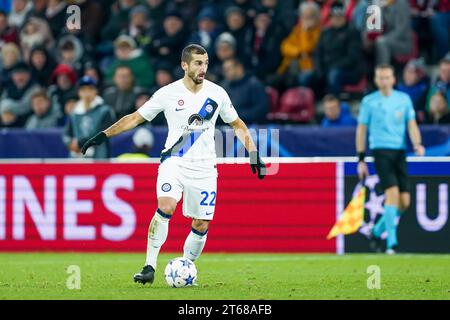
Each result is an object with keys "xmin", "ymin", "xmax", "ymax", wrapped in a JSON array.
[
  {"xmin": 384, "ymin": 186, "xmax": 400, "ymax": 206},
  {"xmin": 157, "ymin": 198, "xmax": 177, "ymax": 215},
  {"xmin": 158, "ymin": 205, "xmax": 175, "ymax": 216},
  {"xmin": 192, "ymin": 219, "xmax": 209, "ymax": 234},
  {"xmin": 385, "ymin": 186, "xmax": 400, "ymax": 198},
  {"xmin": 400, "ymin": 195, "xmax": 410, "ymax": 212}
]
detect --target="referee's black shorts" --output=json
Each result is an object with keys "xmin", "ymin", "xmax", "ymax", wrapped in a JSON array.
[{"xmin": 372, "ymin": 149, "xmax": 409, "ymax": 193}]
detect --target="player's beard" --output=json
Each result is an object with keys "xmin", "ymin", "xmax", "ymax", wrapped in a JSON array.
[{"xmin": 188, "ymin": 69, "xmax": 205, "ymax": 84}]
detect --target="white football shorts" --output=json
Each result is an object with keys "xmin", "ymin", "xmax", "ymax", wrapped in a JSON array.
[{"xmin": 156, "ymin": 157, "xmax": 218, "ymax": 220}]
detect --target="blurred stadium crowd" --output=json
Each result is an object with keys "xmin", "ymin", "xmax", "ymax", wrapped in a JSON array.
[{"xmin": 0, "ymin": 0, "xmax": 449, "ymax": 140}]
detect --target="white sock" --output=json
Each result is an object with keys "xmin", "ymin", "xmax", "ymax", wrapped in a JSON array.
[
  {"xmin": 145, "ymin": 209, "xmax": 170, "ymax": 269},
  {"xmin": 183, "ymin": 228, "xmax": 208, "ymax": 262}
]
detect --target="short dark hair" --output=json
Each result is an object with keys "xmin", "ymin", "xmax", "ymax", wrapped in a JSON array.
[
  {"xmin": 181, "ymin": 44, "xmax": 207, "ymax": 63},
  {"xmin": 375, "ymin": 63, "xmax": 395, "ymax": 73},
  {"xmin": 323, "ymin": 94, "xmax": 339, "ymax": 103},
  {"xmin": 60, "ymin": 40, "xmax": 75, "ymax": 51},
  {"xmin": 115, "ymin": 65, "xmax": 133, "ymax": 74},
  {"xmin": 31, "ymin": 89, "xmax": 49, "ymax": 101},
  {"xmin": 223, "ymin": 57, "xmax": 244, "ymax": 68}
]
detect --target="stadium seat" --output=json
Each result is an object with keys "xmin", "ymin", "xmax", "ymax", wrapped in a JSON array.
[
  {"xmin": 342, "ymin": 76, "xmax": 368, "ymax": 94},
  {"xmin": 265, "ymin": 86, "xmax": 281, "ymax": 120},
  {"xmin": 271, "ymin": 87, "xmax": 315, "ymax": 123},
  {"xmin": 394, "ymin": 32, "xmax": 419, "ymax": 64}
]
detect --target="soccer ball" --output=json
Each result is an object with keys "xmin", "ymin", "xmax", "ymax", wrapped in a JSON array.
[{"xmin": 164, "ymin": 257, "xmax": 197, "ymax": 288}]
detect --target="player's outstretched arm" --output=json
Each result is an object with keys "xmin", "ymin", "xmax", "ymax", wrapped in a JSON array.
[
  {"xmin": 407, "ymin": 119, "xmax": 425, "ymax": 156},
  {"xmin": 81, "ymin": 111, "xmax": 146, "ymax": 155},
  {"xmin": 229, "ymin": 117, "xmax": 266, "ymax": 179}
]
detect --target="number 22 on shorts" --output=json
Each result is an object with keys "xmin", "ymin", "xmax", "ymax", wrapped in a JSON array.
[{"xmin": 200, "ymin": 191, "xmax": 216, "ymax": 206}]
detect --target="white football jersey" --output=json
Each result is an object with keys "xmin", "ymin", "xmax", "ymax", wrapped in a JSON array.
[{"xmin": 138, "ymin": 79, "xmax": 239, "ymax": 168}]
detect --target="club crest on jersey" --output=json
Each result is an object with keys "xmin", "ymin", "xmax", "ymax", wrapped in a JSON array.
[
  {"xmin": 178, "ymin": 99, "xmax": 184, "ymax": 106},
  {"xmin": 161, "ymin": 183, "xmax": 172, "ymax": 192},
  {"xmin": 198, "ymin": 98, "xmax": 218, "ymax": 121}
]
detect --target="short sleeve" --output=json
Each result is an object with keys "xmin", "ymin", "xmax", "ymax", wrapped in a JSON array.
[
  {"xmin": 219, "ymin": 89, "xmax": 239, "ymax": 123},
  {"xmin": 357, "ymin": 97, "xmax": 370, "ymax": 125},
  {"xmin": 405, "ymin": 95, "xmax": 416, "ymax": 121},
  {"xmin": 137, "ymin": 89, "xmax": 165, "ymax": 122}
]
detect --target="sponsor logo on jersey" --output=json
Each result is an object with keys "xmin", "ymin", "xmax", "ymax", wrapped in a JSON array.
[{"xmin": 188, "ymin": 114, "xmax": 204, "ymax": 125}]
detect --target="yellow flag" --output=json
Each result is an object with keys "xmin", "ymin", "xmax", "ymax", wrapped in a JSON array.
[{"xmin": 327, "ymin": 187, "xmax": 366, "ymax": 240}]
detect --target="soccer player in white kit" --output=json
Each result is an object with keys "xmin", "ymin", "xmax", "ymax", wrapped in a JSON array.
[{"xmin": 81, "ymin": 44, "xmax": 266, "ymax": 285}]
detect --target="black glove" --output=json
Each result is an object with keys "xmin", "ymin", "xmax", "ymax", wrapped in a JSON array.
[
  {"xmin": 81, "ymin": 132, "xmax": 107, "ymax": 155},
  {"xmin": 250, "ymin": 151, "xmax": 266, "ymax": 180}
]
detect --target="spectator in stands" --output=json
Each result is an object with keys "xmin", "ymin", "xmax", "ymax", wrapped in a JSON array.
[
  {"xmin": 259, "ymin": 0, "xmax": 296, "ymax": 35},
  {"xmin": 117, "ymin": 127, "xmax": 154, "ymax": 160},
  {"xmin": 426, "ymin": 57, "xmax": 450, "ymax": 112},
  {"xmin": 320, "ymin": 94, "xmax": 357, "ymax": 127},
  {"xmin": 276, "ymin": 1, "xmax": 321, "ymax": 89},
  {"xmin": 224, "ymin": 6, "xmax": 253, "ymax": 66},
  {"xmin": 71, "ymin": 0, "xmax": 104, "ymax": 48},
  {"xmin": 8, "ymin": 0, "xmax": 33, "ymax": 29},
  {"xmin": 363, "ymin": 0, "xmax": 412, "ymax": 65},
  {"xmin": 249, "ymin": 5, "xmax": 283, "ymax": 83},
  {"xmin": 146, "ymin": 10, "xmax": 187, "ymax": 69},
  {"xmin": 429, "ymin": 1, "xmax": 450, "ymax": 61},
  {"xmin": 427, "ymin": 91, "xmax": 450, "ymax": 124},
  {"xmin": 0, "ymin": 61, "xmax": 40, "ymax": 127},
  {"xmin": 63, "ymin": 76, "xmax": 114, "ymax": 159},
  {"xmin": 31, "ymin": 0, "xmax": 48, "ymax": 17},
  {"xmin": 208, "ymin": 32, "xmax": 237, "ymax": 83},
  {"xmin": 43, "ymin": 0, "xmax": 67, "ymax": 39},
  {"xmin": 48, "ymin": 63, "xmax": 78, "ymax": 121},
  {"xmin": 150, "ymin": 62, "xmax": 174, "ymax": 94},
  {"xmin": 350, "ymin": 0, "xmax": 369, "ymax": 32},
  {"xmin": 123, "ymin": 4, "xmax": 154, "ymax": 49},
  {"xmin": 101, "ymin": 0, "xmax": 138, "ymax": 42},
  {"xmin": 0, "ymin": 10, "xmax": 18, "ymax": 50},
  {"xmin": 223, "ymin": 0, "xmax": 258, "ymax": 21},
  {"xmin": 144, "ymin": 0, "xmax": 168, "ymax": 29},
  {"xmin": 29, "ymin": 45, "xmax": 57, "ymax": 87},
  {"xmin": 134, "ymin": 90, "xmax": 151, "ymax": 111},
  {"xmin": 166, "ymin": 0, "xmax": 201, "ymax": 31},
  {"xmin": 105, "ymin": 34, "xmax": 154, "ymax": 89},
  {"xmin": 221, "ymin": 57, "xmax": 269, "ymax": 124},
  {"xmin": 103, "ymin": 65, "xmax": 145, "ymax": 120},
  {"xmin": 314, "ymin": 2, "xmax": 363, "ymax": 96},
  {"xmin": 397, "ymin": 58, "xmax": 430, "ymax": 123},
  {"xmin": 25, "ymin": 89, "xmax": 61, "ymax": 129},
  {"xmin": 0, "ymin": 42, "xmax": 21, "ymax": 89},
  {"xmin": 56, "ymin": 35, "xmax": 85, "ymax": 77},
  {"xmin": 19, "ymin": 17, "xmax": 55, "ymax": 62},
  {"xmin": 82, "ymin": 60, "xmax": 103, "ymax": 92},
  {"xmin": 63, "ymin": 94, "xmax": 78, "ymax": 119},
  {"xmin": 188, "ymin": 7, "xmax": 221, "ymax": 62},
  {"xmin": 0, "ymin": 99, "xmax": 20, "ymax": 127}
]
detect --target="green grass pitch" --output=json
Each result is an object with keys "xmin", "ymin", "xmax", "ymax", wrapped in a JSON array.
[{"xmin": 0, "ymin": 253, "xmax": 449, "ymax": 300}]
